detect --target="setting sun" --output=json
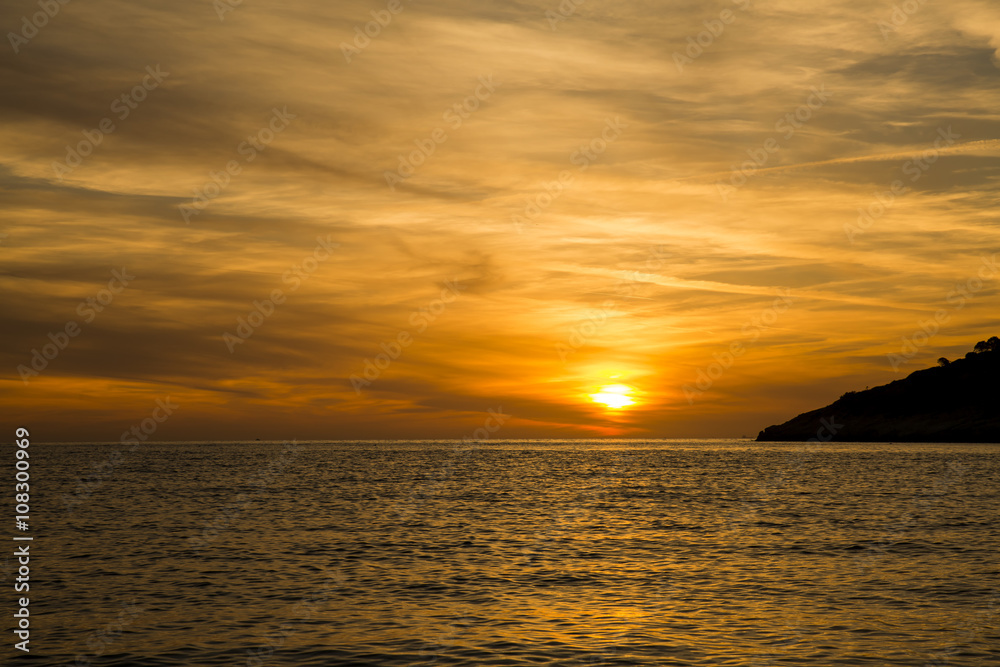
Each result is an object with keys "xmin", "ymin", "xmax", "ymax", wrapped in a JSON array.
[{"xmin": 590, "ymin": 384, "xmax": 636, "ymax": 410}]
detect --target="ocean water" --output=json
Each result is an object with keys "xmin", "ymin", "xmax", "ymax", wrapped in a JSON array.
[{"xmin": 22, "ymin": 440, "xmax": 1000, "ymax": 666}]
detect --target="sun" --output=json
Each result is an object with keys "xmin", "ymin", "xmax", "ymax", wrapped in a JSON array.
[{"xmin": 590, "ymin": 383, "xmax": 636, "ymax": 410}]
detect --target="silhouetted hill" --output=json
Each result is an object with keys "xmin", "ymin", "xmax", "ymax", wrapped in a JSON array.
[{"xmin": 756, "ymin": 337, "xmax": 1000, "ymax": 443}]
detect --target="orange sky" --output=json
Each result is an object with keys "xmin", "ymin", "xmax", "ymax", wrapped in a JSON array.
[{"xmin": 2, "ymin": 0, "xmax": 1000, "ymax": 441}]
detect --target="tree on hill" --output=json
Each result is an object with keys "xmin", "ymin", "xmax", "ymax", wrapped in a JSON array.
[{"xmin": 973, "ymin": 336, "xmax": 1000, "ymax": 353}]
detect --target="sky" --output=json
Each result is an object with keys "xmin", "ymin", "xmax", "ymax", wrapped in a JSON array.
[{"xmin": 2, "ymin": 0, "xmax": 999, "ymax": 442}]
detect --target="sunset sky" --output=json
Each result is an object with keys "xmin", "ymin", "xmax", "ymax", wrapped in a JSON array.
[{"xmin": 2, "ymin": 0, "xmax": 1000, "ymax": 441}]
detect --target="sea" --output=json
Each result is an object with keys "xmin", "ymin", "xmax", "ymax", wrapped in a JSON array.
[{"xmin": 22, "ymin": 440, "xmax": 1000, "ymax": 666}]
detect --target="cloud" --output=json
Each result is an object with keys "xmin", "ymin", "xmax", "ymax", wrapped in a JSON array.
[{"xmin": 2, "ymin": 0, "xmax": 999, "ymax": 440}]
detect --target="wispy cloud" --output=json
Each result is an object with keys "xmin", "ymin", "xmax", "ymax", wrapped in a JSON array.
[{"xmin": 1, "ymin": 0, "xmax": 999, "ymax": 440}]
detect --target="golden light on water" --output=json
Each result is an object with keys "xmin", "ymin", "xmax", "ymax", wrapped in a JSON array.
[{"xmin": 590, "ymin": 384, "xmax": 636, "ymax": 410}]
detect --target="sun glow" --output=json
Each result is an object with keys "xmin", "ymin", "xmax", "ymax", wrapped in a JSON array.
[{"xmin": 590, "ymin": 384, "xmax": 636, "ymax": 410}]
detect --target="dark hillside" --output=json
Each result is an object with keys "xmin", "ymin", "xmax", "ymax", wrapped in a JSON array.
[{"xmin": 756, "ymin": 337, "xmax": 1000, "ymax": 443}]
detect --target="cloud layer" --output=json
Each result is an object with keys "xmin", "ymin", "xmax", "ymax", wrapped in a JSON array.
[{"xmin": 2, "ymin": 0, "xmax": 999, "ymax": 441}]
